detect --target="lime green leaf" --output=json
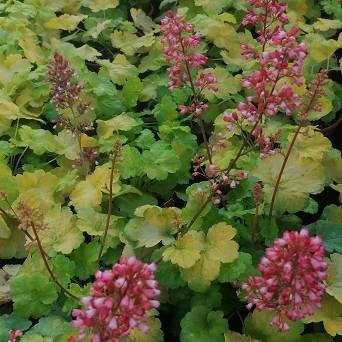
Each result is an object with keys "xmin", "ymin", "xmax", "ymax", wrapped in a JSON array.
[
  {"xmin": 218, "ymin": 252, "xmax": 253, "ymax": 283},
  {"xmin": 142, "ymin": 142, "xmax": 181, "ymax": 180},
  {"xmin": 110, "ymin": 31, "xmax": 155, "ymax": 56},
  {"xmin": 244, "ymin": 310, "xmax": 304, "ymax": 341},
  {"xmin": 307, "ymin": 96, "xmax": 333, "ymax": 121},
  {"xmin": 331, "ymin": 184, "xmax": 342, "ymax": 202},
  {"xmin": 163, "ymin": 231, "xmax": 205, "ymax": 268},
  {"xmin": 51, "ymin": 255, "xmax": 76, "ymax": 287},
  {"xmin": 70, "ymin": 240, "xmax": 100, "ymax": 280},
  {"xmin": 313, "ymin": 19, "xmax": 342, "ymax": 31},
  {"xmin": 0, "ymin": 225, "xmax": 27, "ymax": 259},
  {"xmin": 44, "ymin": 14, "xmax": 87, "ymax": 31},
  {"xmin": 153, "ymin": 95, "xmax": 179, "ymax": 123},
  {"xmin": 0, "ymin": 313, "xmax": 31, "ymax": 342},
  {"xmin": 180, "ymin": 306, "xmax": 227, "ymax": 342},
  {"xmin": 121, "ymin": 76, "xmax": 144, "ymax": 109},
  {"xmin": 117, "ymin": 145, "xmax": 144, "ymax": 179},
  {"xmin": 130, "ymin": 8, "xmax": 156, "ymax": 32},
  {"xmin": 96, "ymin": 114, "xmax": 140, "ymax": 139},
  {"xmin": 323, "ymin": 148, "xmax": 342, "ymax": 183},
  {"xmin": 10, "ymin": 273, "xmax": 58, "ymax": 318},
  {"xmin": 203, "ymin": 67, "xmax": 241, "ymax": 101},
  {"xmin": 0, "ymin": 163, "xmax": 18, "ymax": 208},
  {"xmin": 290, "ymin": 129, "xmax": 331, "ymax": 161},
  {"xmin": 125, "ymin": 206, "xmax": 180, "ymax": 247},
  {"xmin": 40, "ymin": 206, "xmax": 83, "ymax": 256},
  {"xmin": 23, "ymin": 316, "xmax": 70, "ymax": 340},
  {"xmin": 128, "ymin": 317, "xmax": 164, "ymax": 342},
  {"xmin": 98, "ymin": 54, "xmax": 138, "ymax": 85},
  {"xmin": 252, "ymin": 153, "xmax": 326, "ymax": 213},
  {"xmin": 326, "ymin": 253, "xmax": 342, "ymax": 304},
  {"xmin": 305, "ymin": 32, "xmax": 342, "ymax": 63},
  {"xmin": 194, "ymin": 0, "xmax": 231, "ymax": 15},
  {"xmin": 225, "ymin": 331, "xmax": 260, "ymax": 342},
  {"xmin": 83, "ymin": 0, "xmax": 119, "ymax": 12},
  {"xmin": 304, "ymin": 295, "xmax": 342, "ymax": 337},
  {"xmin": 206, "ymin": 223, "xmax": 239, "ymax": 263},
  {"xmin": 0, "ymin": 54, "xmax": 31, "ymax": 85},
  {"xmin": 18, "ymin": 125, "xmax": 61, "ymax": 155}
]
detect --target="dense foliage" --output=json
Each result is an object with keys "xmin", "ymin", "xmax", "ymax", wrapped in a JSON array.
[{"xmin": 0, "ymin": 0, "xmax": 342, "ymax": 341}]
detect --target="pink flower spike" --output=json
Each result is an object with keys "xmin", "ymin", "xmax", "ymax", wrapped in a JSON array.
[
  {"xmin": 242, "ymin": 228, "xmax": 328, "ymax": 331},
  {"xmin": 70, "ymin": 257, "xmax": 159, "ymax": 342}
]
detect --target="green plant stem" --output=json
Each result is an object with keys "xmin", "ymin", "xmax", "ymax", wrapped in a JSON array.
[
  {"xmin": 30, "ymin": 222, "xmax": 79, "ymax": 300},
  {"xmin": 98, "ymin": 151, "xmax": 119, "ymax": 262}
]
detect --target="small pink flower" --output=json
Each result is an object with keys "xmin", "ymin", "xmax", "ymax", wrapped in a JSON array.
[
  {"xmin": 70, "ymin": 257, "xmax": 159, "ymax": 342},
  {"xmin": 242, "ymin": 228, "xmax": 328, "ymax": 331},
  {"xmin": 8, "ymin": 330, "xmax": 22, "ymax": 342}
]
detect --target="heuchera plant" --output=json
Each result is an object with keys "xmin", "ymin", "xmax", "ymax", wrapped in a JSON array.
[{"xmin": 2, "ymin": 0, "xmax": 341, "ymax": 340}]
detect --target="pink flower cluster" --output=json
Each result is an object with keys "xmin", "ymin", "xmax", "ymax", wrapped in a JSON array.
[
  {"xmin": 46, "ymin": 52, "xmax": 82, "ymax": 109},
  {"xmin": 8, "ymin": 330, "xmax": 22, "ymax": 342},
  {"xmin": 242, "ymin": 228, "xmax": 328, "ymax": 331},
  {"xmin": 223, "ymin": 0, "xmax": 307, "ymax": 157},
  {"xmin": 161, "ymin": 11, "xmax": 217, "ymax": 116},
  {"xmin": 70, "ymin": 257, "xmax": 160, "ymax": 342}
]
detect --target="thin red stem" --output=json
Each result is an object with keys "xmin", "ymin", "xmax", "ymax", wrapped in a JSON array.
[
  {"xmin": 98, "ymin": 150, "xmax": 119, "ymax": 262},
  {"xmin": 30, "ymin": 222, "xmax": 79, "ymax": 300},
  {"xmin": 251, "ymin": 201, "xmax": 260, "ymax": 242}
]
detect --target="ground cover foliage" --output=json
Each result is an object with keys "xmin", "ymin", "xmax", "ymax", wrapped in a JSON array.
[{"xmin": 0, "ymin": 0, "xmax": 342, "ymax": 341}]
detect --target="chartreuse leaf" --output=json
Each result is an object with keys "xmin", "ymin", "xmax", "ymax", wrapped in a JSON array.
[
  {"xmin": 44, "ymin": 14, "xmax": 87, "ymax": 31},
  {"xmin": 163, "ymin": 231, "xmax": 205, "ymax": 268},
  {"xmin": 0, "ymin": 313, "xmax": 31, "ymax": 342},
  {"xmin": 0, "ymin": 98, "xmax": 20, "ymax": 136},
  {"xmin": 322, "ymin": 205, "xmax": 342, "ymax": 224},
  {"xmin": 83, "ymin": 0, "xmax": 119, "ymax": 12},
  {"xmin": 110, "ymin": 30, "xmax": 155, "ymax": 56},
  {"xmin": 326, "ymin": 253, "xmax": 342, "ymax": 304},
  {"xmin": 98, "ymin": 54, "xmax": 138, "ymax": 86},
  {"xmin": 39, "ymin": 206, "xmax": 83, "ymax": 256},
  {"xmin": 127, "ymin": 317, "xmax": 164, "ymax": 342},
  {"xmin": 142, "ymin": 142, "xmax": 181, "ymax": 180},
  {"xmin": 51, "ymin": 255, "xmax": 76, "ymax": 287},
  {"xmin": 125, "ymin": 206, "xmax": 180, "ymax": 247},
  {"xmin": 10, "ymin": 273, "xmax": 58, "ymax": 318},
  {"xmin": 244, "ymin": 310, "xmax": 304, "ymax": 341},
  {"xmin": 0, "ymin": 163, "xmax": 18, "ymax": 208},
  {"xmin": 252, "ymin": 153, "xmax": 325, "ymax": 214},
  {"xmin": 0, "ymin": 54, "xmax": 31, "ymax": 85},
  {"xmin": 291, "ymin": 129, "xmax": 331, "ymax": 161},
  {"xmin": 0, "ymin": 224, "xmax": 27, "ymax": 259},
  {"xmin": 323, "ymin": 148, "xmax": 342, "ymax": 183},
  {"xmin": 225, "ymin": 331, "xmax": 260, "ymax": 342},
  {"xmin": 331, "ymin": 184, "xmax": 342, "ymax": 202},
  {"xmin": 22, "ymin": 316, "xmax": 70, "ymax": 341},
  {"xmin": 194, "ymin": 0, "xmax": 231, "ymax": 15},
  {"xmin": 313, "ymin": 18, "xmax": 342, "ymax": 31},
  {"xmin": 153, "ymin": 95, "xmax": 179, "ymax": 123},
  {"xmin": 70, "ymin": 164, "xmax": 121, "ymax": 211},
  {"xmin": 180, "ymin": 306, "xmax": 227, "ymax": 342},
  {"xmin": 304, "ymin": 295, "xmax": 342, "ymax": 336},
  {"xmin": 180, "ymin": 223, "xmax": 239, "ymax": 291},
  {"xmin": 96, "ymin": 114, "xmax": 140, "ymax": 140}
]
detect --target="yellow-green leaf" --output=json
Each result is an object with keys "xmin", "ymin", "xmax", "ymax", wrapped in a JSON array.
[
  {"xmin": 304, "ymin": 295, "xmax": 342, "ymax": 336},
  {"xmin": 163, "ymin": 231, "xmax": 205, "ymax": 268},
  {"xmin": 83, "ymin": 0, "xmax": 119, "ymax": 12},
  {"xmin": 326, "ymin": 253, "xmax": 342, "ymax": 304},
  {"xmin": 0, "ymin": 54, "xmax": 31, "ymax": 85},
  {"xmin": 44, "ymin": 14, "xmax": 87, "ymax": 31}
]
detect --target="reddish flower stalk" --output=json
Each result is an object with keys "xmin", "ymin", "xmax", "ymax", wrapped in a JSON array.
[
  {"xmin": 46, "ymin": 53, "xmax": 96, "ymax": 170},
  {"xmin": 98, "ymin": 140, "xmax": 121, "ymax": 262},
  {"xmin": 70, "ymin": 257, "xmax": 160, "ymax": 342},
  {"xmin": 242, "ymin": 228, "xmax": 328, "ymax": 331},
  {"xmin": 161, "ymin": 11, "xmax": 218, "ymax": 164},
  {"xmin": 15, "ymin": 201, "xmax": 79, "ymax": 300},
  {"xmin": 268, "ymin": 70, "xmax": 328, "ymax": 221}
]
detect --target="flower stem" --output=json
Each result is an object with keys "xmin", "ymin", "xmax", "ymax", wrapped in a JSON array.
[
  {"xmin": 30, "ymin": 222, "xmax": 79, "ymax": 300},
  {"xmin": 98, "ymin": 144, "xmax": 120, "ymax": 262}
]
